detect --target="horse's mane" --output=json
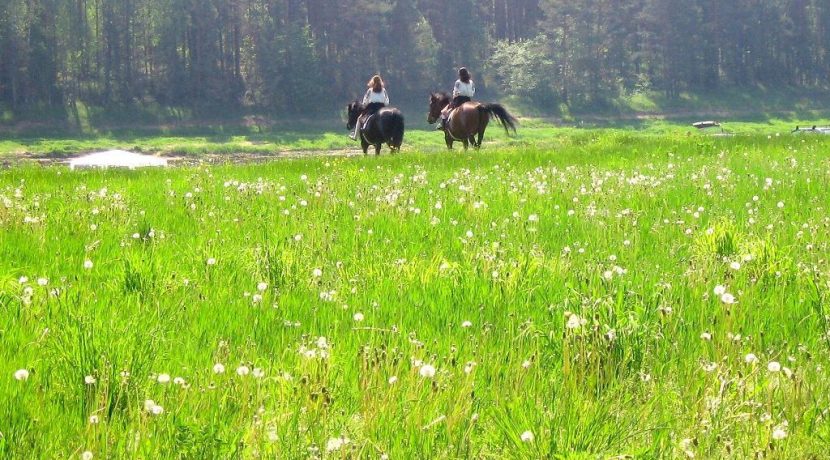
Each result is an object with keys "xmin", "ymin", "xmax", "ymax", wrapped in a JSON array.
[{"xmin": 432, "ymin": 91, "xmax": 451, "ymax": 100}]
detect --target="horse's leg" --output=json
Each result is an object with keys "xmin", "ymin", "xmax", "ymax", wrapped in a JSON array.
[
  {"xmin": 374, "ymin": 144, "xmax": 381, "ymax": 155},
  {"xmin": 476, "ymin": 112, "xmax": 489, "ymax": 147},
  {"xmin": 361, "ymin": 136, "xmax": 370, "ymax": 154},
  {"xmin": 462, "ymin": 138, "xmax": 469, "ymax": 150},
  {"xmin": 444, "ymin": 131, "xmax": 453, "ymax": 150}
]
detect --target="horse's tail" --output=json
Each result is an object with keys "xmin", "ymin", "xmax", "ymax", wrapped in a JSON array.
[
  {"xmin": 478, "ymin": 104, "xmax": 518, "ymax": 135},
  {"xmin": 385, "ymin": 111, "xmax": 405, "ymax": 149}
]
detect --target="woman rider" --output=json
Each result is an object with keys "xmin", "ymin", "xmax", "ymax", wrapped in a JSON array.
[
  {"xmin": 439, "ymin": 67, "xmax": 476, "ymax": 131},
  {"xmin": 351, "ymin": 75, "xmax": 390, "ymax": 140}
]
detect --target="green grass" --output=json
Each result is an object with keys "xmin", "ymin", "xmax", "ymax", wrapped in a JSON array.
[
  {"xmin": 2, "ymin": 134, "xmax": 830, "ymax": 458},
  {"xmin": 2, "ymin": 114, "xmax": 830, "ymax": 159}
]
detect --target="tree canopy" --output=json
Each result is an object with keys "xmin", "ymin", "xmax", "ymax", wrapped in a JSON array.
[{"xmin": 1, "ymin": 0, "xmax": 829, "ymax": 115}]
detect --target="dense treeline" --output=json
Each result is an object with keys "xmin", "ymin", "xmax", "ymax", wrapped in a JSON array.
[{"xmin": 1, "ymin": 0, "xmax": 829, "ymax": 116}]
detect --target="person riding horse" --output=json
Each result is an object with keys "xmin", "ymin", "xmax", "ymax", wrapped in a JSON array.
[
  {"xmin": 438, "ymin": 67, "xmax": 476, "ymax": 131},
  {"xmin": 427, "ymin": 67, "xmax": 516, "ymax": 150},
  {"xmin": 350, "ymin": 75, "xmax": 390, "ymax": 140}
]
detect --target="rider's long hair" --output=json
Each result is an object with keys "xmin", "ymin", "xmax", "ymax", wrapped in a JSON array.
[
  {"xmin": 459, "ymin": 67, "xmax": 471, "ymax": 83},
  {"xmin": 368, "ymin": 75, "xmax": 385, "ymax": 93}
]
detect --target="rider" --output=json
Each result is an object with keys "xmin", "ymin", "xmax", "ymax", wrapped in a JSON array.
[
  {"xmin": 438, "ymin": 67, "xmax": 476, "ymax": 131},
  {"xmin": 351, "ymin": 75, "xmax": 390, "ymax": 140}
]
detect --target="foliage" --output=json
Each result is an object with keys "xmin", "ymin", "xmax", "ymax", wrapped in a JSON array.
[{"xmin": 2, "ymin": 1, "xmax": 830, "ymax": 116}]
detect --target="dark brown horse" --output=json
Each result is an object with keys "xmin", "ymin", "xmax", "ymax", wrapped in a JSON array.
[
  {"xmin": 427, "ymin": 92, "xmax": 517, "ymax": 150},
  {"xmin": 347, "ymin": 102, "xmax": 405, "ymax": 155}
]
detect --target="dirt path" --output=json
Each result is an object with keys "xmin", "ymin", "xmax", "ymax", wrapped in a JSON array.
[{"xmin": 1, "ymin": 148, "xmax": 384, "ymax": 169}]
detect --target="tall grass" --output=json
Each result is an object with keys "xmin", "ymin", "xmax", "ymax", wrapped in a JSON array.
[{"xmin": 1, "ymin": 134, "xmax": 830, "ymax": 458}]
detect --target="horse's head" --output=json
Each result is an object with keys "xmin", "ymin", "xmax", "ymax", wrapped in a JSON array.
[
  {"xmin": 346, "ymin": 101, "xmax": 363, "ymax": 130},
  {"xmin": 427, "ymin": 92, "xmax": 450, "ymax": 124}
]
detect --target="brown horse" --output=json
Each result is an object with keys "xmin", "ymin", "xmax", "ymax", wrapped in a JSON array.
[{"xmin": 427, "ymin": 92, "xmax": 517, "ymax": 150}]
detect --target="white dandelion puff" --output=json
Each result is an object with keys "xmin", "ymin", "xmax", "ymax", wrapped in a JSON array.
[
  {"xmin": 772, "ymin": 427, "xmax": 787, "ymax": 440},
  {"xmin": 14, "ymin": 369, "xmax": 29, "ymax": 381},
  {"xmin": 213, "ymin": 363, "xmax": 226, "ymax": 374},
  {"xmin": 325, "ymin": 436, "xmax": 351, "ymax": 452},
  {"xmin": 566, "ymin": 314, "xmax": 583, "ymax": 330},
  {"xmin": 419, "ymin": 364, "xmax": 436, "ymax": 379},
  {"xmin": 767, "ymin": 361, "xmax": 781, "ymax": 373},
  {"xmin": 520, "ymin": 431, "xmax": 535, "ymax": 442}
]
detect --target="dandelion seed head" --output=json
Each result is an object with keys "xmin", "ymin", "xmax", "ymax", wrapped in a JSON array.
[
  {"xmin": 419, "ymin": 364, "xmax": 436, "ymax": 379},
  {"xmin": 14, "ymin": 369, "xmax": 29, "ymax": 381},
  {"xmin": 772, "ymin": 427, "xmax": 787, "ymax": 440},
  {"xmin": 720, "ymin": 293, "xmax": 737, "ymax": 305},
  {"xmin": 520, "ymin": 430, "xmax": 534, "ymax": 442}
]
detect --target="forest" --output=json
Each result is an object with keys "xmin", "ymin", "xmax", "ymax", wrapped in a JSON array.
[{"xmin": 1, "ymin": 0, "xmax": 829, "ymax": 116}]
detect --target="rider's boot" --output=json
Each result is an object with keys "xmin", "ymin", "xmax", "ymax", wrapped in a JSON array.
[{"xmin": 349, "ymin": 130, "xmax": 357, "ymax": 140}]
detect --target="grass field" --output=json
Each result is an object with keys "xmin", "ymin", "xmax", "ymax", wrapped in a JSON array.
[
  {"xmin": 2, "ymin": 114, "xmax": 830, "ymax": 159},
  {"xmin": 2, "ymin": 133, "xmax": 830, "ymax": 459}
]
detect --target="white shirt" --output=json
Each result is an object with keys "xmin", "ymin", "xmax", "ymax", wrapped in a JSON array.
[
  {"xmin": 453, "ymin": 80, "xmax": 476, "ymax": 98},
  {"xmin": 363, "ymin": 88, "xmax": 389, "ymax": 105}
]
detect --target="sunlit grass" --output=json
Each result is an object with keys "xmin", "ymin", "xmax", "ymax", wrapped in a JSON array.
[{"xmin": 1, "ymin": 135, "xmax": 830, "ymax": 458}]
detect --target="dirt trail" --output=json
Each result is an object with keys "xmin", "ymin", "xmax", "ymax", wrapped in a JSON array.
[{"xmin": 1, "ymin": 148, "xmax": 379, "ymax": 169}]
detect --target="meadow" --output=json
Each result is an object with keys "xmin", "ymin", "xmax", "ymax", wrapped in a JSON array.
[{"xmin": 1, "ymin": 131, "xmax": 830, "ymax": 459}]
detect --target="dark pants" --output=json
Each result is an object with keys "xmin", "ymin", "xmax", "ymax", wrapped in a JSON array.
[
  {"xmin": 363, "ymin": 102, "xmax": 386, "ymax": 115},
  {"xmin": 360, "ymin": 102, "xmax": 385, "ymax": 130},
  {"xmin": 450, "ymin": 96, "xmax": 471, "ymax": 108}
]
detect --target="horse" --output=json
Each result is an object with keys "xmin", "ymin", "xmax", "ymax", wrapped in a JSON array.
[
  {"xmin": 346, "ymin": 102, "xmax": 405, "ymax": 155},
  {"xmin": 427, "ymin": 92, "xmax": 518, "ymax": 150}
]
